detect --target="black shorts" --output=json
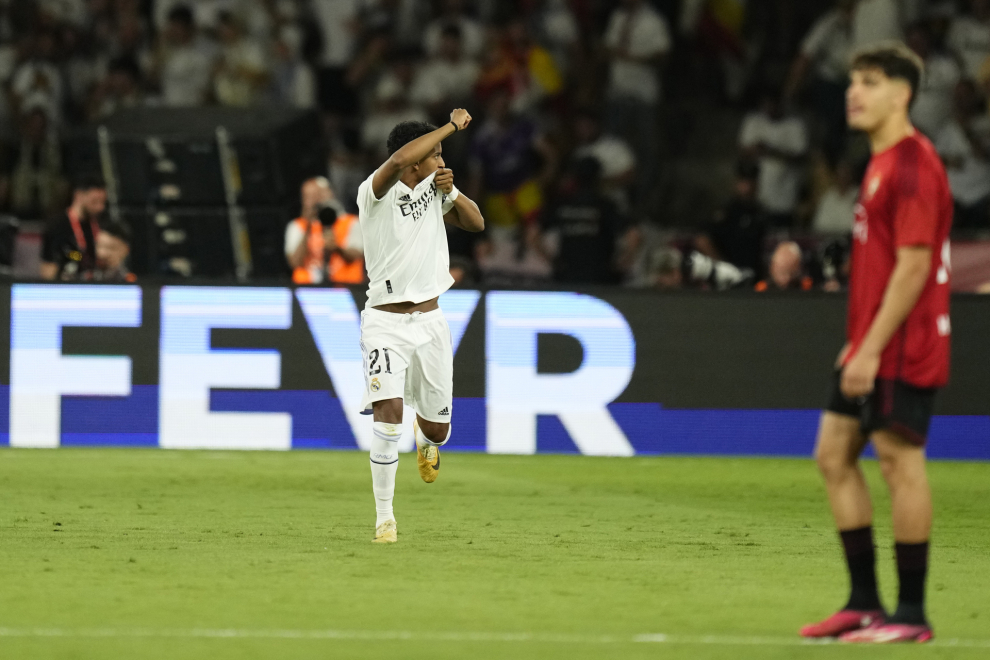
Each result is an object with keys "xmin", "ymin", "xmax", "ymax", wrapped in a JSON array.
[{"xmin": 825, "ymin": 370, "xmax": 937, "ymax": 446}]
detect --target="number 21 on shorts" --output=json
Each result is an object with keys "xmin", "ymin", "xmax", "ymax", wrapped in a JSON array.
[{"xmin": 368, "ymin": 348, "xmax": 392, "ymax": 375}]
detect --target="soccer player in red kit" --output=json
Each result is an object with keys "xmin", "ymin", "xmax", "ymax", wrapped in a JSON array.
[{"xmin": 800, "ymin": 44, "xmax": 952, "ymax": 644}]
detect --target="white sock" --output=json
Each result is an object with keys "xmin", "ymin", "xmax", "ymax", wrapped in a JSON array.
[
  {"xmin": 415, "ymin": 421, "xmax": 451, "ymax": 448},
  {"xmin": 370, "ymin": 422, "xmax": 400, "ymax": 527}
]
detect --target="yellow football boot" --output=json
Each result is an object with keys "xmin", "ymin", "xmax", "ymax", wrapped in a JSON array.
[
  {"xmin": 372, "ymin": 519, "xmax": 397, "ymax": 543},
  {"xmin": 414, "ymin": 418, "xmax": 440, "ymax": 483}
]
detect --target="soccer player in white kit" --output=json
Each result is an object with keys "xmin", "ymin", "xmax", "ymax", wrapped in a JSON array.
[{"xmin": 357, "ymin": 109, "xmax": 484, "ymax": 543}]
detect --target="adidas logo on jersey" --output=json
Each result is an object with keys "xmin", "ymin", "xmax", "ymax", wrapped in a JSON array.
[
  {"xmin": 438, "ymin": 407, "xmax": 449, "ymax": 416},
  {"xmin": 399, "ymin": 194, "xmax": 411, "ymax": 201}
]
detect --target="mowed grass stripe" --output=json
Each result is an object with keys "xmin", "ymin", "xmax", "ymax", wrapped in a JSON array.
[
  {"xmin": 1, "ymin": 449, "xmax": 988, "ymax": 660},
  {"xmin": 2, "ymin": 627, "xmax": 990, "ymax": 648}
]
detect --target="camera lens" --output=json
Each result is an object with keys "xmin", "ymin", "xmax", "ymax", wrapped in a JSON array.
[{"xmin": 317, "ymin": 205, "xmax": 338, "ymax": 225}]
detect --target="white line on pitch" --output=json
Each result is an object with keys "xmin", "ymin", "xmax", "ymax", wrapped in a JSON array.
[{"xmin": 0, "ymin": 628, "xmax": 988, "ymax": 649}]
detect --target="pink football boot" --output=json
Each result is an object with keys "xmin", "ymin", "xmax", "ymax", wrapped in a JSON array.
[
  {"xmin": 840, "ymin": 623, "xmax": 933, "ymax": 643},
  {"xmin": 800, "ymin": 609, "xmax": 886, "ymax": 638}
]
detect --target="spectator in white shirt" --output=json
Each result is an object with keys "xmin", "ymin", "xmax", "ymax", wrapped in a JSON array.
[
  {"xmin": 154, "ymin": 0, "xmax": 226, "ymax": 34},
  {"xmin": 853, "ymin": 0, "xmax": 904, "ymax": 49},
  {"xmin": 361, "ymin": 57, "xmax": 429, "ymax": 162},
  {"xmin": 270, "ymin": 24, "xmax": 317, "ymax": 109},
  {"xmin": 153, "ymin": 5, "xmax": 213, "ymax": 107},
  {"xmin": 10, "ymin": 30, "xmax": 64, "ymax": 125},
  {"xmin": 61, "ymin": 23, "xmax": 104, "ymax": 114},
  {"xmin": 422, "ymin": 0, "xmax": 485, "ymax": 60},
  {"xmin": 947, "ymin": 0, "xmax": 990, "ymax": 82},
  {"xmin": 533, "ymin": 0, "xmax": 581, "ymax": 76},
  {"xmin": 212, "ymin": 11, "xmax": 269, "ymax": 107},
  {"xmin": 739, "ymin": 90, "xmax": 809, "ymax": 226},
  {"xmin": 813, "ymin": 160, "xmax": 859, "ymax": 235},
  {"xmin": 789, "ymin": 0, "xmax": 856, "ymax": 93},
  {"xmin": 9, "ymin": 102, "xmax": 66, "ymax": 219},
  {"xmin": 360, "ymin": 0, "xmax": 427, "ymax": 50},
  {"xmin": 908, "ymin": 22, "xmax": 962, "ymax": 137},
  {"xmin": 604, "ymin": 0, "xmax": 671, "ymax": 107},
  {"xmin": 311, "ymin": 0, "xmax": 361, "ymax": 117},
  {"xmin": 603, "ymin": 0, "xmax": 671, "ymax": 211},
  {"xmin": 410, "ymin": 25, "xmax": 480, "ymax": 114},
  {"xmin": 936, "ymin": 80, "xmax": 990, "ymax": 228},
  {"xmin": 38, "ymin": 0, "xmax": 88, "ymax": 27},
  {"xmin": 311, "ymin": 0, "xmax": 360, "ymax": 67},
  {"xmin": 786, "ymin": 0, "xmax": 856, "ymax": 159},
  {"xmin": 572, "ymin": 110, "xmax": 637, "ymax": 212}
]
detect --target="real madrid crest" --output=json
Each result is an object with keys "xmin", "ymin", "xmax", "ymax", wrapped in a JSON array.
[{"xmin": 370, "ymin": 377, "xmax": 381, "ymax": 392}]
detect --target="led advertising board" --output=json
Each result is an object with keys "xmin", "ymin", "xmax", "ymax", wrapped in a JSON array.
[{"xmin": 2, "ymin": 285, "xmax": 987, "ymax": 458}]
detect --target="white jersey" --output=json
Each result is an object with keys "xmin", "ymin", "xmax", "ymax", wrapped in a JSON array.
[{"xmin": 357, "ymin": 168, "xmax": 456, "ymax": 308}]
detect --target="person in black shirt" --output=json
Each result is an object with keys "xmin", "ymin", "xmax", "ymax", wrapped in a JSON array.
[
  {"xmin": 696, "ymin": 160, "xmax": 768, "ymax": 280},
  {"xmin": 41, "ymin": 174, "xmax": 107, "ymax": 280},
  {"xmin": 544, "ymin": 157, "xmax": 625, "ymax": 284}
]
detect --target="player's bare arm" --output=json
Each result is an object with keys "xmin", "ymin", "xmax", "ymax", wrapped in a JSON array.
[
  {"xmin": 287, "ymin": 221, "xmax": 313, "ymax": 269},
  {"xmin": 841, "ymin": 246, "xmax": 932, "ymax": 398},
  {"xmin": 437, "ymin": 168, "xmax": 484, "ymax": 232},
  {"xmin": 371, "ymin": 109, "xmax": 472, "ymax": 199}
]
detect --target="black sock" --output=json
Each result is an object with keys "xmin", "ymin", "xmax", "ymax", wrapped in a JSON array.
[
  {"xmin": 839, "ymin": 526, "xmax": 882, "ymax": 611},
  {"xmin": 890, "ymin": 541, "xmax": 929, "ymax": 625}
]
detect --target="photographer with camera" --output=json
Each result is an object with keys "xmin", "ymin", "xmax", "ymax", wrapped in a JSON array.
[
  {"xmin": 695, "ymin": 160, "xmax": 768, "ymax": 281},
  {"xmin": 285, "ymin": 177, "xmax": 364, "ymax": 284}
]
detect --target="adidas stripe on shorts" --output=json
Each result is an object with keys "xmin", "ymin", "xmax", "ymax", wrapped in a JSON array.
[{"xmin": 359, "ymin": 307, "xmax": 454, "ymax": 423}]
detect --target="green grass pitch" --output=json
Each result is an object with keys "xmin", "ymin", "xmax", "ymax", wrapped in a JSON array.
[{"xmin": 1, "ymin": 448, "xmax": 988, "ymax": 659}]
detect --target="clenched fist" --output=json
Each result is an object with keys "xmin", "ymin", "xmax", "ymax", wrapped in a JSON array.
[
  {"xmin": 435, "ymin": 168, "xmax": 455, "ymax": 194},
  {"xmin": 840, "ymin": 350, "xmax": 879, "ymax": 400},
  {"xmin": 450, "ymin": 109, "xmax": 472, "ymax": 131}
]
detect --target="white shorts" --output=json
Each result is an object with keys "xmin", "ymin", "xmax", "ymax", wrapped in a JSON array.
[{"xmin": 359, "ymin": 307, "xmax": 454, "ymax": 424}]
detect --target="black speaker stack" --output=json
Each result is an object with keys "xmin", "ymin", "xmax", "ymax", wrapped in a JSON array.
[{"xmin": 67, "ymin": 107, "xmax": 325, "ymax": 280}]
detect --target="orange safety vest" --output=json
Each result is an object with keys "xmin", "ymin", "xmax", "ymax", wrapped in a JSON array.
[
  {"xmin": 328, "ymin": 213, "xmax": 365, "ymax": 284},
  {"xmin": 291, "ymin": 217, "xmax": 324, "ymax": 284}
]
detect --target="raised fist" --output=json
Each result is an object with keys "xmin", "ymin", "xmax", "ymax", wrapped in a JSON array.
[{"xmin": 450, "ymin": 109, "xmax": 472, "ymax": 131}]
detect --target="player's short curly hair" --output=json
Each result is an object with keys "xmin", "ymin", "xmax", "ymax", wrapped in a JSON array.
[
  {"xmin": 386, "ymin": 121, "xmax": 438, "ymax": 156},
  {"xmin": 850, "ymin": 42, "xmax": 924, "ymax": 107}
]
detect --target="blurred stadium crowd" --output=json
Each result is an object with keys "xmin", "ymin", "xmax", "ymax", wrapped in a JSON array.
[{"xmin": 1, "ymin": 0, "xmax": 989, "ymax": 289}]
